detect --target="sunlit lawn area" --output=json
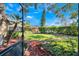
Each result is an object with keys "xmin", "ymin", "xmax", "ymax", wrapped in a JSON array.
[
  {"xmin": 24, "ymin": 31, "xmax": 78, "ymax": 56},
  {"xmin": 24, "ymin": 31, "xmax": 77, "ymax": 41},
  {"xmin": 25, "ymin": 31, "xmax": 64, "ymax": 41},
  {"xmin": 24, "ymin": 31, "xmax": 77, "ymax": 42}
]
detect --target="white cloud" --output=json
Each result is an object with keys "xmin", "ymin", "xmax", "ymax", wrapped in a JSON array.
[
  {"xmin": 26, "ymin": 16, "xmax": 33, "ymax": 19},
  {"xmin": 9, "ymin": 3, "xmax": 13, "ymax": 8},
  {"xmin": 34, "ymin": 11, "xmax": 38, "ymax": 13}
]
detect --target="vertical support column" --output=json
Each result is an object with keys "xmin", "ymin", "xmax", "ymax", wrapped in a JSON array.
[
  {"xmin": 78, "ymin": 3, "xmax": 79, "ymax": 56},
  {"xmin": 19, "ymin": 3, "xmax": 24, "ymax": 56}
]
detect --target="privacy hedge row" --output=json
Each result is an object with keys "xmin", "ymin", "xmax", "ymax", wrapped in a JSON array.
[{"xmin": 39, "ymin": 26, "xmax": 78, "ymax": 36}]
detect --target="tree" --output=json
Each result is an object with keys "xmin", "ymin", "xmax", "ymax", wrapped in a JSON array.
[
  {"xmin": 31, "ymin": 3, "xmax": 78, "ymax": 35},
  {"xmin": 10, "ymin": 14, "xmax": 21, "ymax": 31},
  {"xmin": 41, "ymin": 9, "xmax": 46, "ymax": 27},
  {"xmin": 20, "ymin": 3, "xmax": 78, "ymax": 26},
  {"xmin": 0, "ymin": 3, "xmax": 10, "ymax": 45},
  {"xmin": 49, "ymin": 4, "xmax": 78, "ymax": 26}
]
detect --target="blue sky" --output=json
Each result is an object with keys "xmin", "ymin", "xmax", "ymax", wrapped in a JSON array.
[{"xmin": 4, "ymin": 3, "xmax": 78, "ymax": 26}]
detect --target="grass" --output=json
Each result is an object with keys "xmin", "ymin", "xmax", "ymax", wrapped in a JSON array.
[
  {"xmin": 42, "ymin": 37, "xmax": 78, "ymax": 56},
  {"xmin": 24, "ymin": 31, "xmax": 78, "ymax": 56},
  {"xmin": 24, "ymin": 31, "xmax": 63, "ymax": 41}
]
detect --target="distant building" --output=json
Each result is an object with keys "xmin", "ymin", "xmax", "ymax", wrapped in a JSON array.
[{"xmin": 31, "ymin": 27, "xmax": 40, "ymax": 33}]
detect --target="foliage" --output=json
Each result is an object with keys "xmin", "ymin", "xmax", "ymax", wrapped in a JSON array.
[
  {"xmin": 34, "ymin": 4, "xmax": 77, "ymax": 27},
  {"xmin": 25, "ymin": 31, "xmax": 58, "ymax": 41},
  {"xmin": 39, "ymin": 26, "xmax": 78, "ymax": 36},
  {"xmin": 70, "ymin": 12, "xmax": 78, "ymax": 19},
  {"xmin": 39, "ymin": 27, "xmax": 46, "ymax": 33},
  {"xmin": 12, "ymin": 31, "xmax": 20, "ymax": 38},
  {"xmin": 25, "ymin": 31, "xmax": 78, "ymax": 56},
  {"xmin": 41, "ymin": 9, "xmax": 46, "ymax": 27},
  {"xmin": 42, "ymin": 37, "xmax": 78, "ymax": 56}
]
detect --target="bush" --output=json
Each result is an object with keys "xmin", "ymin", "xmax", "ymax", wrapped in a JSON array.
[
  {"xmin": 39, "ymin": 27, "xmax": 46, "ymax": 33},
  {"xmin": 12, "ymin": 31, "xmax": 19, "ymax": 38},
  {"xmin": 42, "ymin": 37, "xmax": 78, "ymax": 56},
  {"xmin": 39, "ymin": 26, "xmax": 78, "ymax": 36}
]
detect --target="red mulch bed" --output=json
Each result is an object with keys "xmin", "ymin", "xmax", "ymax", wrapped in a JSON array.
[{"xmin": 24, "ymin": 41, "xmax": 53, "ymax": 56}]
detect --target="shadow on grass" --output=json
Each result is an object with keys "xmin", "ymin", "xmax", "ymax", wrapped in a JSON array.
[
  {"xmin": 24, "ymin": 33, "xmax": 78, "ymax": 56},
  {"xmin": 29, "ymin": 35, "xmax": 47, "ymax": 39}
]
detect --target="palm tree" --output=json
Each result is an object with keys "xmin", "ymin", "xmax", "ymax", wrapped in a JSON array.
[
  {"xmin": 32, "ymin": 3, "xmax": 78, "ymax": 35},
  {"xmin": 43, "ymin": 4, "xmax": 77, "ymax": 26},
  {"xmin": 20, "ymin": 3, "xmax": 78, "ymax": 26},
  {"xmin": 9, "ymin": 14, "xmax": 21, "ymax": 37},
  {"xmin": 0, "ymin": 3, "xmax": 10, "ymax": 45}
]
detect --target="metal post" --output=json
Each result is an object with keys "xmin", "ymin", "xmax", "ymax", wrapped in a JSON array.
[
  {"xmin": 78, "ymin": 3, "xmax": 79, "ymax": 56},
  {"xmin": 19, "ymin": 3, "xmax": 24, "ymax": 56}
]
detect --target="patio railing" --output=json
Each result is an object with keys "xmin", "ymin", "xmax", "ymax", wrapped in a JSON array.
[{"xmin": 0, "ymin": 40, "xmax": 22, "ymax": 56}]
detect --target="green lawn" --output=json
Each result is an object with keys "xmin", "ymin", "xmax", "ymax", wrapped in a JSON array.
[
  {"xmin": 24, "ymin": 31, "xmax": 78, "ymax": 56},
  {"xmin": 24, "ymin": 31, "xmax": 64, "ymax": 41}
]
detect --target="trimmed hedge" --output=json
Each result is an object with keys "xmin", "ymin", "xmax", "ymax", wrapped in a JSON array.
[{"xmin": 39, "ymin": 26, "xmax": 78, "ymax": 36}]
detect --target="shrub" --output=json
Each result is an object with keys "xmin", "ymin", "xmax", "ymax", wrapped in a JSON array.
[
  {"xmin": 12, "ymin": 31, "xmax": 19, "ymax": 38},
  {"xmin": 38, "ymin": 26, "xmax": 78, "ymax": 36},
  {"xmin": 39, "ymin": 27, "xmax": 46, "ymax": 33}
]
